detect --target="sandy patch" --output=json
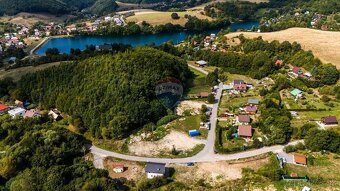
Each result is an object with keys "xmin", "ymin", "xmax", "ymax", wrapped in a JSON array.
[
  {"xmin": 104, "ymin": 157, "xmax": 143, "ymax": 181},
  {"xmin": 225, "ymin": 27, "xmax": 340, "ymax": 69},
  {"xmin": 176, "ymin": 100, "xmax": 211, "ymax": 116},
  {"xmin": 129, "ymin": 131, "xmax": 205, "ymax": 156}
]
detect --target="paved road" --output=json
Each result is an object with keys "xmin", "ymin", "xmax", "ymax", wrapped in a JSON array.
[{"xmin": 90, "ymin": 65, "xmax": 303, "ymax": 166}]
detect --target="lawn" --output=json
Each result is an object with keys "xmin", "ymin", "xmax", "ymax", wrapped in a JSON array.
[
  {"xmin": 170, "ymin": 115, "xmax": 208, "ymax": 139},
  {"xmin": 126, "ymin": 10, "xmax": 212, "ymax": 26},
  {"xmin": 186, "ymin": 65, "xmax": 211, "ymax": 95}
]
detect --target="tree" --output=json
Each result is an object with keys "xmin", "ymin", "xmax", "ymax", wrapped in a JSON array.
[
  {"xmin": 207, "ymin": 94, "xmax": 215, "ymax": 103},
  {"xmin": 171, "ymin": 13, "xmax": 180, "ymax": 20},
  {"xmin": 45, "ymin": 48, "xmax": 60, "ymax": 56}
]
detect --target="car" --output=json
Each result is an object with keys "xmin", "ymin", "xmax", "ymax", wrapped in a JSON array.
[{"xmin": 187, "ymin": 162, "xmax": 195, "ymax": 166}]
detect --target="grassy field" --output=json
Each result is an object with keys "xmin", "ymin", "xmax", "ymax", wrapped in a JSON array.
[
  {"xmin": 186, "ymin": 64, "xmax": 211, "ymax": 95},
  {"xmin": 0, "ymin": 62, "xmax": 62, "ymax": 81},
  {"xmin": 170, "ymin": 115, "xmax": 208, "ymax": 139},
  {"xmin": 0, "ymin": 12, "xmax": 70, "ymax": 26},
  {"xmin": 225, "ymin": 27, "xmax": 340, "ymax": 69},
  {"xmin": 126, "ymin": 10, "xmax": 212, "ymax": 26}
]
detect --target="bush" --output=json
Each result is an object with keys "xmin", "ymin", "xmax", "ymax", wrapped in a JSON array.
[
  {"xmin": 156, "ymin": 115, "xmax": 179, "ymax": 126},
  {"xmin": 207, "ymin": 94, "xmax": 215, "ymax": 103},
  {"xmin": 138, "ymin": 177, "xmax": 169, "ymax": 191},
  {"xmin": 171, "ymin": 13, "xmax": 180, "ymax": 20},
  {"xmin": 321, "ymin": 95, "xmax": 331, "ymax": 103}
]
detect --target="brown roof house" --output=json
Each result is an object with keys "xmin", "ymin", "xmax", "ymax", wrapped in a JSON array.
[
  {"xmin": 238, "ymin": 125, "xmax": 252, "ymax": 138},
  {"xmin": 293, "ymin": 153, "xmax": 307, "ymax": 166},
  {"xmin": 292, "ymin": 66, "xmax": 302, "ymax": 76},
  {"xmin": 233, "ymin": 84, "xmax": 247, "ymax": 92},
  {"xmin": 236, "ymin": 115, "xmax": 250, "ymax": 124},
  {"xmin": 322, "ymin": 116, "xmax": 338, "ymax": 125},
  {"xmin": 245, "ymin": 105, "xmax": 258, "ymax": 114}
]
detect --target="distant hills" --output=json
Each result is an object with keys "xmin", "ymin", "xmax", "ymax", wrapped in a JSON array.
[{"xmin": 0, "ymin": 0, "xmax": 117, "ymax": 16}]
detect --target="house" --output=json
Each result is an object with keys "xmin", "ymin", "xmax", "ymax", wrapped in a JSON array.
[
  {"xmin": 275, "ymin": 60, "xmax": 284, "ymax": 66},
  {"xmin": 0, "ymin": 104, "xmax": 10, "ymax": 114},
  {"xmin": 232, "ymin": 80, "xmax": 245, "ymax": 86},
  {"xmin": 290, "ymin": 89, "xmax": 303, "ymax": 98},
  {"xmin": 293, "ymin": 153, "xmax": 307, "ymax": 166},
  {"xmin": 8, "ymin": 108, "xmax": 26, "ymax": 118},
  {"xmin": 24, "ymin": 110, "xmax": 41, "ymax": 118},
  {"xmin": 292, "ymin": 66, "xmax": 302, "ymax": 76},
  {"xmin": 48, "ymin": 110, "xmax": 63, "ymax": 121},
  {"xmin": 248, "ymin": 99, "xmax": 260, "ymax": 105},
  {"xmin": 195, "ymin": 60, "xmax": 207, "ymax": 67},
  {"xmin": 233, "ymin": 84, "xmax": 247, "ymax": 92},
  {"xmin": 245, "ymin": 105, "xmax": 258, "ymax": 114},
  {"xmin": 322, "ymin": 116, "xmax": 338, "ymax": 125},
  {"xmin": 197, "ymin": 92, "xmax": 209, "ymax": 98},
  {"xmin": 238, "ymin": 125, "xmax": 252, "ymax": 138},
  {"xmin": 236, "ymin": 115, "xmax": 250, "ymax": 124},
  {"xmin": 145, "ymin": 162, "xmax": 166, "ymax": 179},
  {"xmin": 189, "ymin": 130, "xmax": 200, "ymax": 137},
  {"xmin": 113, "ymin": 164, "xmax": 124, "ymax": 173}
]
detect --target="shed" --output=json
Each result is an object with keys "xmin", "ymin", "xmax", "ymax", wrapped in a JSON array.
[
  {"xmin": 197, "ymin": 92, "xmax": 209, "ymax": 98},
  {"xmin": 113, "ymin": 164, "xmax": 124, "ymax": 173},
  {"xmin": 189, "ymin": 130, "xmax": 200, "ymax": 137},
  {"xmin": 290, "ymin": 89, "xmax": 302, "ymax": 97},
  {"xmin": 292, "ymin": 66, "xmax": 302, "ymax": 75},
  {"xmin": 195, "ymin": 60, "xmax": 207, "ymax": 67},
  {"xmin": 293, "ymin": 153, "xmax": 307, "ymax": 165},
  {"xmin": 248, "ymin": 99, "xmax": 260, "ymax": 105},
  {"xmin": 145, "ymin": 162, "xmax": 166, "ymax": 179},
  {"xmin": 322, "ymin": 116, "xmax": 338, "ymax": 125},
  {"xmin": 8, "ymin": 108, "xmax": 26, "ymax": 118}
]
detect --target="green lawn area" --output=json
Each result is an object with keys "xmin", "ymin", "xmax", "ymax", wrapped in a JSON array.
[
  {"xmin": 170, "ymin": 115, "xmax": 208, "ymax": 139},
  {"xmin": 186, "ymin": 66, "xmax": 211, "ymax": 95},
  {"xmin": 274, "ymin": 153, "xmax": 340, "ymax": 190}
]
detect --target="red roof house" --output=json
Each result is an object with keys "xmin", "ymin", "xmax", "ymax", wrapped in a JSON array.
[
  {"xmin": 292, "ymin": 66, "xmax": 302, "ymax": 75},
  {"xmin": 322, "ymin": 116, "xmax": 338, "ymax": 125},
  {"xmin": 275, "ymin": 60, "xmax": 284, "ymax": 66},
  {"xmin": 237, "ymin": 115, "xmax": 250, "ymax": 124},
  {"xmin": 233, "ymin": 84, "xmax": 247, "ymax": 92},
  {"xmin": 0, "ymin": 104, "xmax": 10, "ymax": 113},
  {"xmin": 245, "ymin": 105, "xmax": 258, "ymax": 114},
  {"xmin": 238, "ymin": 125, "xmax": 252, "ymax": 138}
]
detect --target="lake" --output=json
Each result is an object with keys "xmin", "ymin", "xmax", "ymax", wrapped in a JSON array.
[{"xmin": 35, "ymin": 21, "xmax": 259, "ymax": 55}]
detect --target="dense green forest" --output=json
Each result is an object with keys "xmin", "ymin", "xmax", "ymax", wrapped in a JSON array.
[
  {"xmin": 0, "ymin": 116, "xmax": 124, "ymax": 190},
  {"xmin": 13, "ymin": 47, "xmax": 191, "ymax": 139},
  {"xmin": 0, "ymin": 0, "xmax": 117, "ymax": 15},
  {"xmin": 88, "ymin": 0, "xmax": 118, "ymax": 15}
]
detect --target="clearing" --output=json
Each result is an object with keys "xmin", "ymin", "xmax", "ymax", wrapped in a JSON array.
[
  {"xmin": 0, "ymin": 12, "xmax": 71, "ymax": 26},
  {"xmin": 0, "ymin": 62, "xmax": 62, "ymax": 81},
  {"xmin": 126, "ymin": 10, "xmax": 212, "ymax": 26},
  {"xmin": 104, "ymin": 157, "xmax": 144, "ymax": 181},
  {"xmin": 175, "ymin": 100, "xmax": 211, "ymax": 116},
  {"xmin": 225, "ymin": 27, "xmax": 340, "ymax": 69},
  {"xmin": 128, "ymin": 130, "xmax": 205, "ymax": 157}
]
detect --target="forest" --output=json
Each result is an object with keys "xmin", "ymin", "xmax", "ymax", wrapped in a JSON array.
[
  {"xmin": 0, "ymin": 115, "xmax": 125, "ymax": 190},
  {"xmin": 12, "ymin": 47, "xmax": 192, "ymax": 139}
]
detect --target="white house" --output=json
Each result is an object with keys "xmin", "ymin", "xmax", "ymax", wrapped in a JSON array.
[
  {"xmin": 8, "ymin": 108, "xmax": 26, "ymax": 118},
  {"xmin": 145, "ymin": 162, "xmax": 166, "ymax": 179},
  {"xmin": 113, "ymin": 164, "xmax": 124, "ymax": 173}
]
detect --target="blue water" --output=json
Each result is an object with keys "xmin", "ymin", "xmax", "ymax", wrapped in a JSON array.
[{"xmin": 36, "ymin": 21, "xmax": 259, "ymax": 55}]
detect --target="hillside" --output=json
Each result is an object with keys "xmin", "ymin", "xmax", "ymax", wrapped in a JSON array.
[
  {"xmin": 88, "ymin": 0, "xmax": 118, "ymax": 15},
  {"xmin": 15, "ymin": 47, "xmax": 192, "ymax": 139},
  {"xmin": 225, "ymin": 28, "xmax": 340, "ymax": 69},
  {"xmin": 0, "ymin": 0, "xmax": 116, "ymax": 15}
]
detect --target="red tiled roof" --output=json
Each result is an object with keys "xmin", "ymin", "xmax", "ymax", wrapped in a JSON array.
[
  {"xmin": 0, "ymin": 104, "xmax": 9, "ymax": 111},
  {"xmin": 199, "ymin": 92, "xmax": 209, "ymax": 97},
  {"xmin": 237, "ymin": 115, "xmax": 250, "ymax": 123},
  {"xmin": 233, "ymin": 84, "xmax": 247, "ymax": 90},
  {"xmin": 292, "ymin": 66, "xmax": 301, "ymax": 74},
  {"xmin": 275, "ymin": 60, "xmax": 284, "ymax": 66},
  {"xmin": 238, "ymin": 125, "xmax": 252, "ymax": 137}
]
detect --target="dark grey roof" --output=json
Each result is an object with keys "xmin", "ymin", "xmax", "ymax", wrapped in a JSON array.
[
  {"xmin": 248, "ymin": 99, "xmax": 260, "ymax": 105},
  {"xmin": 145, "ymin": 162, "xmax": 166, "ymax": 174},
  {"xmin": 233, "ymin": 80, "xmax": 244, "ymax": 85}
]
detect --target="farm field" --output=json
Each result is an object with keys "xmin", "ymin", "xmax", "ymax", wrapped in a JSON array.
[
  {"xmin": 126, "ymin": 10, "xmax": 212, "ymax": 26},
  {"xmin": 225, "ymin": 27, "xmax": 340, "ymax": 69},
  {"xmin": 0, "ymin": 12, "xmax": 71, "ymax": 26}
]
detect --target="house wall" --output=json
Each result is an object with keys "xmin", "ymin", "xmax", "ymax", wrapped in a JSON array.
[{"xmin": 147, "ymin": 172, "xmax": 164, "ymax": 179}]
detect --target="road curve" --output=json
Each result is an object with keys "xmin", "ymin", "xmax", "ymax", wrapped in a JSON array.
[{"xmin": 89, "ymin": 64, "xmax": 303, "ymax": 166}]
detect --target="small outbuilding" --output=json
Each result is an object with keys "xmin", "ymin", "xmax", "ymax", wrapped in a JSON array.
[
  {"xmin": 195, "ymin": 60, "xmax": 207, "ymax": 67},
  {"xmin": 292, "ymin": 66, "xmax": 302, "ymax": 76},
  {"xmin": 290, "ymin": 89, "xmax": 303, "ymax": 97},
  {"xmin": 197, "ymin": 92, "xmax": 209, "ymax": 98},
  {"xmin": 189, "ymin": 130, "xmax": 200, "ymax": 137},
  {"xmin": 113, "ymin": 164, "xmax": 124, "ymax": 173},
  {"xmin": 293, "ymin": 153, "xmax": 307, "ymax": 166},
  {"xmin": 145, "ymin": 162, "xmax": 166, "ymax": 179},
  {"xmin": 322, "ymin": 116, "xmax": 338, "ymax": 125},
  {"xmin": 248, "ymin": 99, "xmax": 260, "ymax": 105},
  {"xmin": 8, "ymin": 108, "xmax": 26, "ymax": 118}
]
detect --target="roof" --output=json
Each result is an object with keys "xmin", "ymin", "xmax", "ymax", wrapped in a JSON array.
[
  {"xmin": 238, "ymin": 125, "xmax": 252, "ymax": 137},
  {"xmin": 196, "ymin": 60, "xmax": 207, "ymax": 65},
  {"xmin": 233, "ymin": 84, "xmax": 247, "ymax": 90},
  {"xmin": 113, "ymin": 164, "xmax": 124, "ymax": 169},
  {"xmin": 294, "ymin": 153, "xmax": 307, "ymax": 165},
  {"xmin": 323, "ymin": 116, "xmax": 338, "ymax": 124},
  {"xmin": 292, "ymin": 66, "xmax": 302, "ymax": 74},
  {"xmin": 0, "ymin": 104, "xmax": 9, "ymax": 111},
  {"xmin": 245, "ymin": 105, "xmax": 257, "ymax": 112},
  {"xmin": 237, "ymin": 115, "xmax": 250, "ymax": 123},
  {"xmin": 233, "ymin": 80, "xmax": 245, "ymax": 85},
  {"xmin": 275, "ymin": 60, "xmax": 284, "ymax": 66},
  {"xmin": 24, "ymin": 111, "xmax": 40, "ymax": 118},
  {"xmin": 248, "ymin": 99, "xmax": 260, "ymax": 105},
  {"xmin": 223, "ymin": 85, "xmax": 233, "ymax": 90},
  {"xmin": 290, "ymin": 89, "xmax": 302, "ymax": 96},
  {"xmin": 145, "ymin": 162, "xmax": 166, "ymax": 174},
  {"xmin": 8, "ymin": 107, "xmax": 25, "ymax": 115},
  {"xmin": 199, "ymin": 92, "xmax": 209, "ymax": 97}
]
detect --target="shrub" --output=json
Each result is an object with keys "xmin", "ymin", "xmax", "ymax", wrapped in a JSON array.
[
  {"xmin": 156, "ymin": 115, "xmax": 179, "ymax": 126},
  {"xmin": 207, "ymin": 94, "xmax": 215, "ymax": 103},
  {"xmin": 171, "ymin": 13, "xmax": 180, "ymax": 20},
  {"xmin": 138, "ymin": 177, "xmax": 169, "ymax": 191},
  {"xmin": 321, "ymin": 95, "xmax": 331, "ymax": 102}
]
